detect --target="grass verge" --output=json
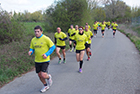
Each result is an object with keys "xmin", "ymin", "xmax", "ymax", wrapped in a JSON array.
[{"xmin": 0, "ymin": 22, "xmax": 69, "ymax": 88}]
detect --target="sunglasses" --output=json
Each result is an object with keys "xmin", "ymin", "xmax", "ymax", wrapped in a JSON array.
[{"xmin": 79, "ymin": 28, "xmax": 82, "ymax": 30}]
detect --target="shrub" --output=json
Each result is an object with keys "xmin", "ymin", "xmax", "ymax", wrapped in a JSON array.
[{"xmin": 0, "ymin": 11, "xmax": 25, "ymax": 44}]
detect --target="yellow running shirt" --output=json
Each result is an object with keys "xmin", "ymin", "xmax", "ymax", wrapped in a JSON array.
[
  {"xmin": 73, "ymin": 29, "xmax": 79, "ymax": 35},
  {"xmin": 93, "ymin": 23, "xmax": 98, "ymax": 30},
  {"xmin": 83, "ymin": 25, "xmax": 91, "ymax": 30},
  {"xmin": 68, "ymin": 28, "xmax": 75, "ymax": 40},
  {"xmin": 30, "ymin": 35, "xmax": 54, "ymax": 62},
  {"xmin": 107, "ymin": 22, "xmax": 110, "ymax": 26},
  {"xmin": 54, "ymin": 32, "xmax": 67, "ymax": 46},
  {"xmin": 84, "ymin": 30, "xmax": 93, "ymax": 44},
  {"xmin": 101, "ymin": 23, "xmax": 106, "ymax": 30},
  {"xmin": 113, "ymin": 23, "xmax": 118, "ymax": 30},
  {"xmin": 74, "ymin": 33, "xmax": 88, "ymax": 50},
  {"xmin": 111, "ymin": 22, "xmax": 114, "ymax": 27}
]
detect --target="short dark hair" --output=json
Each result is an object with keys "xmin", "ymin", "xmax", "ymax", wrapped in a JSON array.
[
  {"xmin": 79, "ymin": 26, "xmax": 83, "ymax": 29},
  {"xmin": 34, "ymin": 25, "xmax": 42, "ymax": 31}
]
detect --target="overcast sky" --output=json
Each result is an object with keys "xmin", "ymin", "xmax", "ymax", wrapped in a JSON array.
[{"xmin": 0, "ymin": 0, "xmax": 140, "ymax": 13}]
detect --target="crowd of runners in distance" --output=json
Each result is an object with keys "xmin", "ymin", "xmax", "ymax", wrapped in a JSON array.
[{"xmin": 28, "ymin": 21, "xmax": 118, "ymax": 93}]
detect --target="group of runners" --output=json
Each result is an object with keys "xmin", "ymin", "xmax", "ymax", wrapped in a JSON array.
[
  {"xmin": 93, "ymin": 21, "xmax": 118, "ymax": 38},
  {"xmin": 28, "ymin": 21, "xmax": 118, "ymax": 93}
]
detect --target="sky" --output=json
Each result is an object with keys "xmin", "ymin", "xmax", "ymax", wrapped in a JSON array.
[
  {"xmin": 0, "ymin": 0, "xmax": 57, "ymax": 13},
  {"xmin": 0, "ymin": 0, "xmax": 140, "ymax": 13}
]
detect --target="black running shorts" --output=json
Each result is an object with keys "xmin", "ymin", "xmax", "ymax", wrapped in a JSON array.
[
  {"xmin": 101, "ymin": 30, "xmax": 105, "ymax": 32},
  {"xmin": 57, "ymin": 46, "xmax": 66, "ymax": 49},
  {"xmin": 69, "ymin": 38, "xmax": 74, "ymax": 42},
  {"xmin": 113, "ymin": 29, "xmax": 116, "ymax": 31},
  {"xmin": 85, "ymin": 44, "xmax": 91, "ymax": 49},
  {"xmin": 94, "ymin": 30, "xmax": 97, "ymax": 34},
  {"xmin": 76, "ymin": 49, "xmax": 85, "ymax": 53},
  {"xmin": 35, "ymin": 62, "xmax": 49, "ymax": 73}
]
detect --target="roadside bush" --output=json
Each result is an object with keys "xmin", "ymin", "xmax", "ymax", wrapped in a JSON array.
[{"xmin": 0, "ymin": 11, "xmax": 25, "ymax": 44}]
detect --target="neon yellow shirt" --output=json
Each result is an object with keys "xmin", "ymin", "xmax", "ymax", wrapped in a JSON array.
[
  {"xmin": 74, "ymin": 33, "xmax": 88, "ymax": 50},
  {"xmin": 54, "ymin": 32, "xmax": 67, "ymax": 46},
  {"xmin": 111, "ymin": 23, "xmax": 114, "ymax": 27},
  {"xmin": 88, "ymin": 25, "xmax": 91, "ymax": 30},
  {"xmin": 74, "ymin": 29, "xmax": 79, "ymax": 35},
  {"xmin": 107, "ymin": 22, "xmax": 110, "ymax": 25},
  {"xmin": 83, "ymin": 25, "xmax": 91, "ymax": 30},
  {"xmin": 30, "ymin": 35, "xmax": 54, "ymax": 62},
  {"xmin": 101, "ymin": 23, "xmax": 106, "ymax": 30},
  {"xmin": 104, "ymin": 22, "xmax": 107, "ymax": 25},
  {"xmin": 93, "ymin": 23, "xmax": 98, "ymax": 30},
  {"xmin": 68, "ymin": 28, "xmax": 75, "ymax": 40},
  {"xmin": 84, "ymin": 30, "xmax": 93, "ymax": 44},
  {"xmin": 113, "ymin": 23, "xmax": 118, "ymax": 30},
  {"xmin": 96, "ymin": 22, "xmax": 99, "ymax": 25}
]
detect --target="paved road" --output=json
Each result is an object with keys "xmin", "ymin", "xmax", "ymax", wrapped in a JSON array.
[{"xmin": 1, "ymin": 29, "xmax": 140, "ymax": 94}]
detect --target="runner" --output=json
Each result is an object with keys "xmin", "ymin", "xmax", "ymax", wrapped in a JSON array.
[
  {"xmin": 107, "ymin": 21, "xmax": 111, "ymax": 29},
  {"xmin": 83, "ymin": 23, "xmax": 91, "ymax": 30},
  {"xmin": 54, "ymin": 27, "xmax": 67, "ymax": 64},
  {"xmin": 111, "ymin": 21, "xmax": 114, "ymax": 29},
  {"xmin": 67, "ymin": 25, "xmax": 75, "ymax": 52},
  {"xmin": 86, "ymin": 22, "xmax": 91, "ymax": 30},
  {"xmin": 84, "ymin": 25, "xmax": 93, "ymax": 61},
  {"xmin": 104, "ymin": 21, "xmax": 107, "ymax": 28},
  {"xmin": 112, "ymin": 21, "xmax": 118, "ymax": 38},
  {"xmin": 72, "ymin": 25, "xmax": 79, "ymax": 52},
  {"xmin": 74, "ymin": 26, "xmax": 88, "ymax": 73},
  {"xmin": 101, "ymin": 21, "xmax": 106, "ymax": 38},
  {"xmin": 28, "ymin": 25, "xmax": 55, "ymax": 93},
  {"xmin": 93, "ymin": 21, "xmax": 98, "ymax": 37}
]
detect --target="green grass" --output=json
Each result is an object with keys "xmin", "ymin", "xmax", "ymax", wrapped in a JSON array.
[
  {"xmin": 0, "ymin": 22, "xmax": 69, "ymax": 87},
  {"xmin": 23, "ymin": 22, "xmax": 45, "ymax": 36}
]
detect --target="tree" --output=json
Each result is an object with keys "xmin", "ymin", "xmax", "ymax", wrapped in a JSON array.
[
  {"xmin": 44, "ymin": 0, "xmax": 91, "ymax": 32},
  {"xmin": 91, "ymin": 7, "xmax": 106, "ymax": 21},
  {"xmin": 102, "ymin": 0, "xmax": 131, "ymax": 22},
  {"xmin": 31, "ymin": 10, "xmax": 43, "ymax": 22},
  {"xmin": 23, "ymin": 10, "xmax": 31, "ymax": 21}
]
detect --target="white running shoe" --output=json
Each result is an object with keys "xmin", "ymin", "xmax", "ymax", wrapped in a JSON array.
[
  {"xmin": 48, "ymin": 74, "xmax": 53, "ymax": 86},
  {"xmin": 40, "ymin": 86, "xmax": 49, "ymax": 93}
]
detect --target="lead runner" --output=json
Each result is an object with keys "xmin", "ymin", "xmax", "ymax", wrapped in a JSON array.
[{"xmin": 28, "ymin": 26, "xmax": 55, "ymax": 93}]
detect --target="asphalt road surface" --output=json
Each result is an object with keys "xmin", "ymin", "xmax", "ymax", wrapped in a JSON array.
[{"xmin": 1, "ymin": 28, "xmax": 140, "ymax": 94}]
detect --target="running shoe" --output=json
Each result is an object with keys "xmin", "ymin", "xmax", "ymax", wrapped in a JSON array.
[
  {"xmin": 58, "ymin": 59, "xmax": 61, "ymax": 64},
  {"xmin": 70, "ymin": 48, "xmax": 73, "ymax": 52},
  {"xmin": 79, "ymin": 68, "xmax": 82, "ymax": 73},
  {"xmin": 63, "ymin": 60, "xmax": 66, "ymax": 64},
  {"xmin": 48, "ymin": 74, "xmax": 53, "ymax": 86},
  {"xmin": 89, "ymin": 52, "xmax": 92, "ymax": 56},
  {"xmin": 87, "ymin": 57, "xmax": 90, "ymax": 61},
  {"xmin": 40, "ymin": 85, "xmax": 49, "ymax": 93},
  {"xmin": 113, "ymin": 35, "xmax": 115, "ymax": 38},
  {"xmin": 74, "ymin": 49, "xmax": 76, "ymax": 52}
]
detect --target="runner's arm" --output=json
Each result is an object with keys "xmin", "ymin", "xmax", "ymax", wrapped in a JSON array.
[
  {"xmin": 54, "ymin": 38, "xmax": 57, "ymax": 44},
  {"xmin": 29, "ymin": 48, "xmax": 34, "ymax": 55},
  {"xmin": 59, "ymin": 37, "xmax": 67, "ymax": 41},
  {"xmin": 71, "ymin": 33, "xmax": 76, "ymax": 36},
  {"xmin": 45, "ymin": 45, "xmax": 56, "ymax": 56}
]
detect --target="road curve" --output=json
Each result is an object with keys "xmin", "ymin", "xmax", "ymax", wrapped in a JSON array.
[{"xmin": 0, "ymin": 28, "xmax": 140, "ymax": 94}]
